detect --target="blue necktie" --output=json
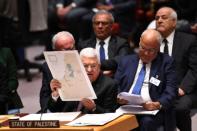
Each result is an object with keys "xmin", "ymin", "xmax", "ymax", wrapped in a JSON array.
[
  {"xmin": 132, "ymin": 64, "xmax": 146, "ymax": 95},
  {"xmin": 99, "ymin": 41, "xmax": 105, "ymax": 62}
]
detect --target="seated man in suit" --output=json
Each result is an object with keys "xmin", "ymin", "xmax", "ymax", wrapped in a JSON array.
[
  {"xmin": 155, "ymin": 7, "xmax": 197, "ymax": 131},
  {"xmin": 78, "ymin": 10, "xmax": 131, "ymax": 77},
  {"xmin": 48, "ymin": 47, "xmax": 118, "ymax": 113},
  {"xmin": 39, "ymin": 31, "xmax": 75, "ymax": 112},
  {"xmin": 115, "ymin": 29, "xmax": 178, "ymax": 131}
]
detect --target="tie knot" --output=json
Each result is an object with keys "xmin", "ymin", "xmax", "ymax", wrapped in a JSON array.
[
  {"xmin": 99, "ymin": 41, "xmax": 105, "ymax": 46},
  {"xmin": 163, "ymin": 39, "xmax": 168, "ymax": 44}
]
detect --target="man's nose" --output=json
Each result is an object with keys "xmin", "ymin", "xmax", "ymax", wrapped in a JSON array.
[{"xmin": 87, "ymin": 66, "xmax": 93, "ymax": 72}]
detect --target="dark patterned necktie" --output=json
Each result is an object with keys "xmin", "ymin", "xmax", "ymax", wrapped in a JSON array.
[{"xmin": 163, "ymin": 39, "xmax": 169, "ymax": 55}]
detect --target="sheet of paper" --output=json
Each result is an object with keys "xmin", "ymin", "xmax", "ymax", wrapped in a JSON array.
[
  {"xmin": 116, "ymin": 105, "xmax": 159, "ymax": 115},
  {"xmin": 44, "ymin": 50, "xmax": 97, "ymax": 101},
  {"xmin": 66, "ymin": 113, "xmax": 123, "ymax": 126},
  {"xmin": 19, "ymin": 112, "xmax": 81, "ymax": 121},
  {"xmin": 118, "ymin": 92, "xmax": 145, "ymax": 105}
]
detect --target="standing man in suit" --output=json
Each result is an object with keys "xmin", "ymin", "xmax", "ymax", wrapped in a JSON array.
[
  {"xmin": 155, "ymin": 7, "xmax": 197, "ymax": 131},
  {"xmin": 78, "ymin": 10, "xmax": 131, "ymax": 76},
  {"xmin": 49, "ymin": 47, "xmax": 118, "ymax": 113},
  {"xmin": 39, "ymin": 31, "xmax": 75, "ymax": 112},
  {"xmin": 115, "ymin": 29, "xmax": 178, "ymax": 131}
]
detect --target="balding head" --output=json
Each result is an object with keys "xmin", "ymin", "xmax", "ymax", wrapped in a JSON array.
[
  {"xmin": 141, "ymin": 29, "xmax": 161, "ymax": 50},
  {"xmin": 139, "ymin": 29, "xmax": 161, "ymax": 63}
]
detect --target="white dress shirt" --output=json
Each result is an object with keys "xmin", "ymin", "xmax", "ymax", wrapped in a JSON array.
[
  {"xmin": 129, "ymin": 60, "xmax": 152, "ymax": 102},
  {"xmin": 160, "ymin": 31, "xmax": 175, "ymax": 56},
  {"xmin": 95, "ymin": 36, "xmax": 111, "ymax": 60}
]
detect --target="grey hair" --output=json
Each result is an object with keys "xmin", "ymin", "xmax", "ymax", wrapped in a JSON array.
[
  {"xmin": 169, "ymin": 8, "xmax": 177, "ymax": 21},
  {"xmin": 52, "ymin": 31, "xmax": 75, "ymax": 49},
  {"xmin": 92, "ymin": 10, "xmax": 114, "ymax": 23},
  {"xmin": 80, "ymin": 47, "xmax": 100, "ymax": 64}
]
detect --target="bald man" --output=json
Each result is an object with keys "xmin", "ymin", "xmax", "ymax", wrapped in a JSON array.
[{"xmin": 115, "ymin": 29, "xmax": 178, "ymax": 131}]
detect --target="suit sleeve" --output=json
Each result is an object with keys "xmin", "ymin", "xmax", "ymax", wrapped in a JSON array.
[
  {"xmin": 39, "ymin": 63, "xmax": 52, "ymax": 111},
  {"xmin": 181, "ymin": 37, "xmax": 197, "ymax": 93},
  {"xmin": 158, "ymin": 58, "xmax": 178, "ymax": 109}
]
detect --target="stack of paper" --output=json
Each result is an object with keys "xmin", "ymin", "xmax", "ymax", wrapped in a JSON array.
[
  {"xmin": 66, "ymin": 113, "xmax": 123, "ymax": 126},
  {"xmin": 116, "ymin": 105, "xmax": 159, "ymax": 115},
  {"xmin": 117, "ymin": 92, "xmax": 159, "ymax": 115},
  {"xmin": 19, "ymin": 112, "xmax": 81, "ymax": 121}
]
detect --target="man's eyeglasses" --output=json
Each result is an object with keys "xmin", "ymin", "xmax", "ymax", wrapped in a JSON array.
[
  {"xmin": 139, "ymin": 44, "xmax": 157, "ymax": 54},
  {"xmin": 93, "ymin": 21, "xmax": 112, "ymax": 26},
  {"xmin": 84, "ymin": 64, "xmax": 98, "ymax": 70}
]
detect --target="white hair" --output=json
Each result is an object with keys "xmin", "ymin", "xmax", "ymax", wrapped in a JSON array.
[
  {"xmin": 79, "ymin": 47, "xmax": 100, "ymax": 64},
  {"xmin": 52, "ymin": 31, "xmax": 75, "ymax": 49}
]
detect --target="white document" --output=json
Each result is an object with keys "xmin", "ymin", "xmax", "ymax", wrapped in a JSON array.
[
  {"xmin": 118, "ymin": 92, "xmax": 145, "ymax": 105},
  {"xmin": 19, "ymin": 112, "xmax": 81, "ymax": 121},
  {"xmin": 66, "ymin": 113, "xmax": 123, "ymax": 126},
  {"xmin": 44, "ymin": 50, "xmax": 97, "ymax": 101},
  {"xmin": 116, "ymin": 105, "xmax": 159, "ymax": 115}
]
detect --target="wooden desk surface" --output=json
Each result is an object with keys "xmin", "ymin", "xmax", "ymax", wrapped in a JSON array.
[{"xmin": 0, "ymin": 114, "xmax": 138, "ymax": 131}]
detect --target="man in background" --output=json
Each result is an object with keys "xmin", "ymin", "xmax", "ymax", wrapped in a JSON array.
[
  {"xmin": 78, "ymin": 10, "xmax": 131, "ymax": 77},
  {"xmin": 155, "ymin": 7, "xmax": 197, "ymax": 131},
  {"xmin": 39, "ymin": 31, "xmax": 75, "ymax": 112}
]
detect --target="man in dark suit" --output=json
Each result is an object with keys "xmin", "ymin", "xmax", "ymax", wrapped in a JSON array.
[
  {"xmin": 115, "ymin": 29, "xmax": 178, "ymax": 131},
  {"xmin": 78, "ymin": 10, "xmax": 131, "ymax": 76},
  {"xmin": 155, "ymin": 7, "xmax": 197, "ymax": 131},
  {"xmin": 48, "ymin": 47, "xmax": 118, "ymax": 113},
  {"xmin": 39, "ymin": 31, "xmax": 75, "ymax": 112}
]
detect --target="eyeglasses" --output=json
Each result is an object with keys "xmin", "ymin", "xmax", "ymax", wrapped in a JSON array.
[
  {"xmin": 139, "ymin": 44, "xmax": 157, "ymax": 54},
  {"xmin": 84, "ymin": 64, "xmax": 98, "ymax": 70},
  {"xmin": 93, "ymin": 21, "xmax": 112, "ymax": 26}
]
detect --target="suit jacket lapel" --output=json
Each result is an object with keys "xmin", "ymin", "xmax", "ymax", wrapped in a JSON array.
[
  {"xmin": 126, "ymin": 56, "xmax": 139, "ymax": 91},
  {"xmin": 150, "ymin": 54, "xmax": 162, "ymax": 80},
  {"xmin": 108, "ymin": 36, "xmax": 116, "ymax": 59},
  {"xmin": 172, "ymin": 31, "xmax": 179, "ymax": 57}
]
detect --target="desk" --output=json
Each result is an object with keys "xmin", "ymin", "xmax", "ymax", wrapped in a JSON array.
[{"xmin": 0, "ymin": 114, "xmax": 138, "ymax": 131}]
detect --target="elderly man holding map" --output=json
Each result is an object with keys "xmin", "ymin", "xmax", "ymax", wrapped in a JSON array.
[{"xmin": 48, "ymin": 48, "xmax": 118, "ymax": 113}]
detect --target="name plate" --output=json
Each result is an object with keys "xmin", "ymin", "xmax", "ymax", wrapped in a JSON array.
[{"xmin": 9, "ymin": 120, "xmax": 60, "ymax": 128}]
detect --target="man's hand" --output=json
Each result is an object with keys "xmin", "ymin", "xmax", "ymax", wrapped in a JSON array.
[
  {"xmin": 50, "ymin": 79, "xmax": 61, "ymax": 97},
  {"xmin": 57, "ymin": 6, "xmax": 72, "ymax": 20},
  {"xmin": 117, "ymin": 97, "xmax": 128, "ymax": 105},
  {"xmin": 142, "ymin": 101, "xmax": 161, "ymax": 111},
  {"xmin": 178, "ymin": 88, "xmax": 185, "ymax": 96},
  {"xmin": 81, "ymin": 98, "xmax": 96, "ymax": 111}
]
